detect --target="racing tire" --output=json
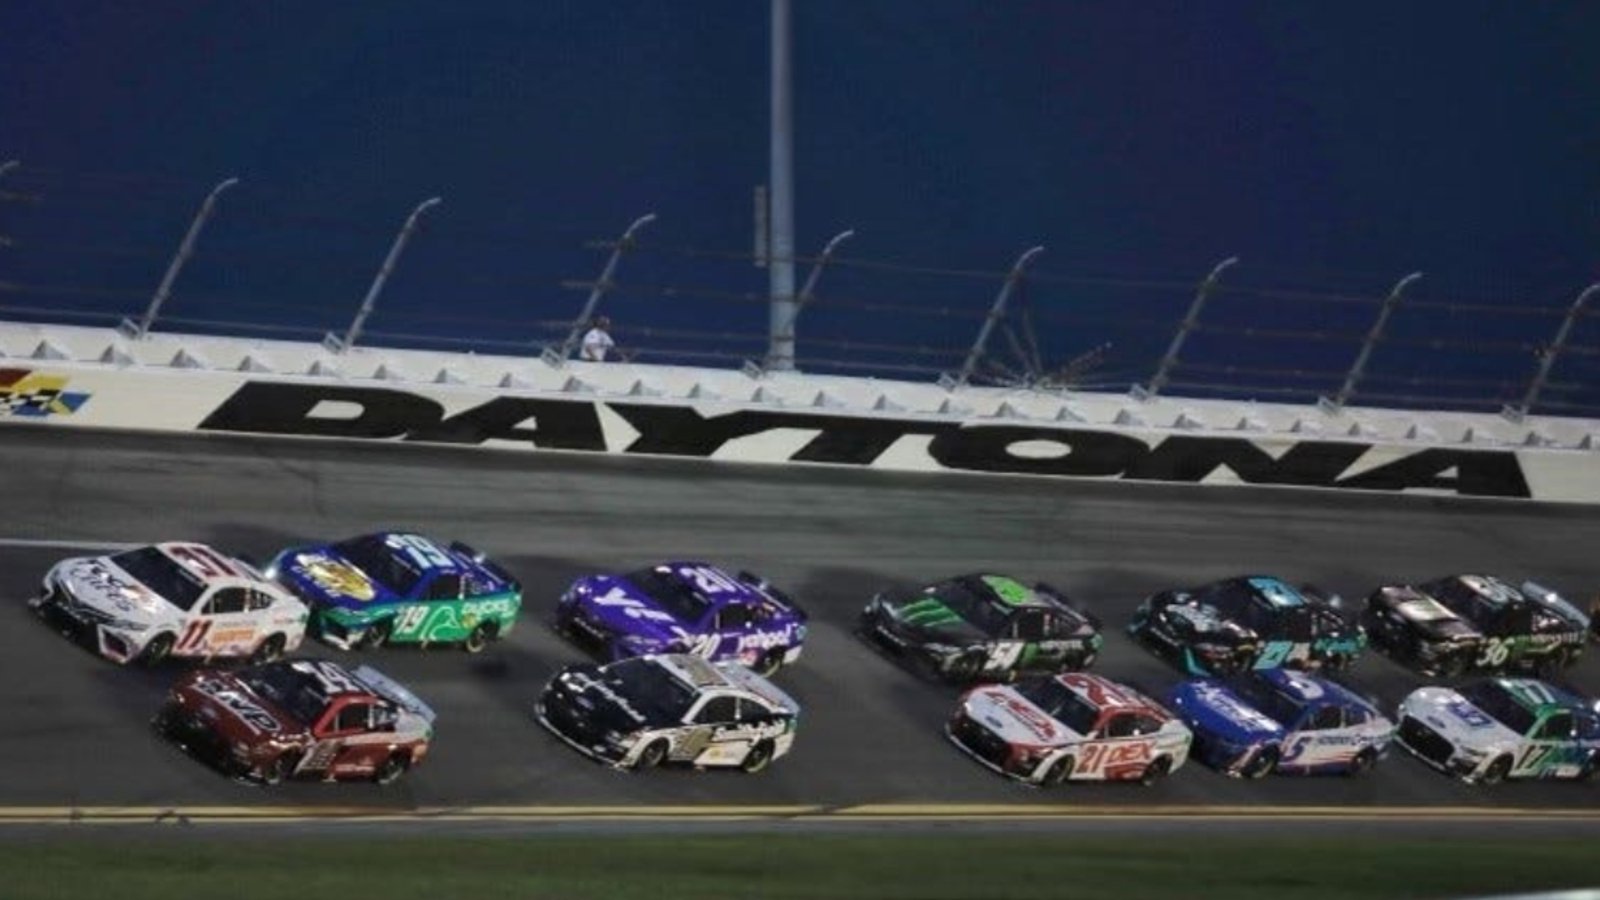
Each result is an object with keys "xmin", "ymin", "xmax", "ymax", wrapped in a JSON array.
[
  {"xmin": 1576, "ymin": 752, "xmax": 1599, "ymax": 783},
  {"xmin": 1436, "ymin": 653, "xmax": 1467, "ymax": 679},
  {"xmin": 1480, "ymin": 755, "xmax": 1513, "ymax": 786},
  {"xmin": 751, "ymin": 650, "xmax": 783, "ymax": 678},
  {"xmin": 361, "ymin": 619, "xmax": 393, "ymax": 651},
  {"xmin": 1240, "ymin": 746, "xmax": 1279, "ymax": 779},
  {"xmin": 943, "ymin": 653, "xmax": 983, "ymax": 683},
  {"xmin": 139, "ymin": 633, "xmax": 176, "ymax": 668},
  {"xmin": 1347, "ymin": 747, "xmax": 1378, "ymax": 777},
  {"xmin": 374, "ymin": 752, "xmax": 411, "ymax": 785},
  {"xmin": 632, "ymin": 739, "xmax": 669, "ymax": 771},
  {"xmin": 740, "ymin": 740, "xmax": 775, "ymax": 774},
  {"xmin": 250, "ymin": 634, "xmax": 286, "ymax": 665},
  {"xmin": 463, "ymin": 622, "xmax": 495, "ymax": 654},
  {"xmin": 1136, "ymin": 756, "xmax": 1172, "ymax": 787},
  {"xmin": 260, "ymin": 752, "xmax": 299, "ymax": 786},
  {"xmin": 1041, "ymin": 756, "xmax": 1074, "ymax": 787}
]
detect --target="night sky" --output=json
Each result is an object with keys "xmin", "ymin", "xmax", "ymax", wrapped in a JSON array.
[{"xmin": 4, "ymin": 2, "xmax": 1599, "ymax": 412}]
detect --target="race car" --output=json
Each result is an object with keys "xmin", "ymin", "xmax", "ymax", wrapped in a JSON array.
[
  {"xmin": 270, "ymin": 531, "xmax": 522, "ymax": 653},
  {"xmin": 859, "ymin": 573, "xmax": 1103, "ymax": 682},
  {"xmin": 1127, "ymin": 575, "xmax": 1365, "ymax": 676},
  {"xmin": 554, "ymin": 562, "xmax": 806, "ymax": 676},
  {"xmin": 1395, "ymin": 677, "xmax": 1600, "ymax": 784},
  {"xmin": 535, "ymin": 653, "xmax": 800, "ymax": 773},
  {"xmin": 1166, "ymin": 668, "xmax": 1393, "ymax": 778},
  {"xmin": 154, "ymin": 657, "xmax": 435, "ymax": 785},
  {"xmin": 30, "ymin": 541, "xmax": 309, "ymax": 666},
  {"xmin": 946, "ymin": 672, "xmax": 1192, "ymax": 786},
  {"xmin": 1362, "ymin": 575, "xmax": 1588, "ymax": 678}
]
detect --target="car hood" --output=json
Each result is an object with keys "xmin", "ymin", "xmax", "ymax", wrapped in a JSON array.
[
  {"xmin": 1375, "ymin": 588, "xmax": 1481, "ymax": 642},
  {"xmin": 548, "ymin": 665, "xmax": 673, "ymax": 733},
  {"xmin": 881, "ymin": 594, "xmax": 987, "ymax": 644},
  {"xmin": 53, "ymin": 556, "xmax": 176, "ymax": 625},
  {"xmin": 274, "ymin": 548, "xmax": 402, "ymax": 611},
  {"xmin": 963, "ymin": 686, "xmax": 1078, "ymax": 747},
  {"xmin": 570, "ymin": 575, "xmax": 698, "ymax": 645},
  {"xmin": 1168, "ymin": 680, "xmax": 1285, "ymax": 745},
  {"xmin": 1158, "ymin": 594, "xmax": 1256, "ymax": 642},
  {"xmin": 174, "ymin": 670, "xmax": 308, "ymax": 744},
  {"xmin": 1401, "ymin": 686, "xmax": 1520, "ymax": 752}
]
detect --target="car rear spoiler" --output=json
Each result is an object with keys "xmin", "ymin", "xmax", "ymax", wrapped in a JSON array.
[
  {"xmin": 450, "ymin": 541, "xmax": 521, "ymax": 592},
  {"xmin": 1520, "ymin": 581, "xmax": 1592, "ymax": 630},
  {"xmin": 353, "ymin": 665, "xmax": 438, "ymax": 725},
  {"xmin": 736, "ymin": 570, "xmax": 808, "ymax": 620},
  {"xmin": 1035, "ymin": 581, "xmax": 1103, "ymax": 629}
]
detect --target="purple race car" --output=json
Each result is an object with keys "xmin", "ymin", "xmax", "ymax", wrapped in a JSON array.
[{"xmin": 554, "ymin": 562, "xmax": 807, "ymax": 676}]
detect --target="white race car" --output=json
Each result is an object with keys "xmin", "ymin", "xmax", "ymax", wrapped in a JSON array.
[
  {"xmin": 1395, "ymin": 677, "xmax": 1600, "ymax": 784},
  {"xmin": 31, "ymin": 542, "xmax": 309, "ymax": 665}
]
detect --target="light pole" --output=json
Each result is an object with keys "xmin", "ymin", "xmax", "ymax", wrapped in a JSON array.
[{"xmin": 766, "ymin": 0, "xmax": 797, "ymax": 370}]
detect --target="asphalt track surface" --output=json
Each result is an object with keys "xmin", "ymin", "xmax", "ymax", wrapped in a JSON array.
[{"xmin": 3, "ymin": 424, "xmax": 1600, "ymax": 824}]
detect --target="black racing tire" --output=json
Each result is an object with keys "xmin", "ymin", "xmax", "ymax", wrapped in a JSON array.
[
  {"xmin": 1347, "ymin": 747, "xmax": 1378, "ymax": 777},
  {"xmin": 250, "ymin": 633, "xmax": 286, "ymax": 665},
  {"xmin": 632, "ymin": 739, "xmax": 669, "ymax": 771},
  {"xmin": 139, "ymin": 633, "xmax": 176, "ymax": 668},
  {"xmin": 1137, "ymin": 756, "xmax": 1172, "ymax": 787},
  {"xmin": 740, "ymin": 740, "xmax": 775, "ymax": 774},
  {"xmin": 374, "ymin": 752, "xmax": 410, "ymax": 785},
  {"xmin": 1041, "ymin": 756, "xmax": 1074, "ymax": 787},
  {"xmin": 1240, "ymin": 746, "xmax": 1279, "ymax": 779},
  {"xmin": 361, "ymin": 619, "xmax": 393, "ymax": 650},
  {"xmin": 1436, "ymin": 653, "xmax": 1467, "ymax": 679},
  {"xmin": 943, "ymin": 653, "xmax": 983, "ymax": 683},
  {"xmin": 260, "ymin": 752, "xmax": 299, "ymax": 786},
  {"xmin": 1576, "ymin": 752, "xmax": 1599, "ymax": 783},
  {"xmin": 751, "ymin": 650, "xmax": 783, "ymax": 678},
  {"xmin": 463, "ymin": 622, "xmax": 495, "ymax": 654},
  {"xmin": 1480, "ymin": 755, "xmax": 1513, "ymax": 785}
]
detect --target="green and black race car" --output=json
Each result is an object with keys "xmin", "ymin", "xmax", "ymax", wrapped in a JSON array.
[{"xmin": 859, "ymin": 573, "xmax": 1102, "ymax": 682}]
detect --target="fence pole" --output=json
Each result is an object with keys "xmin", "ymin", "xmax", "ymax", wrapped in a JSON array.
[
  {"xmin": 1140, "ymin": 256, "xmax": 1238, "ymax": 398},
  {"xmin": 766, "ymin": 228, "xmax": 854, "ymax": 369},
  {"xmin": 331, "ymin": 197, "xmax": 442, "ymax": 352},
  {"xmin": 547, "ymin": 213, "xmax": 656, "ymax": 364},
  {"xmin": 133, "ymin": 177, "xmax": 239, "ymax": 338},
  {"xmin": 1330, "ymin": 271, "xmax": 1422, "ymax": 408},
  {"xmin": 953, "ymin": 245, "xmax": 1045, "ymax": 388},
  {"xmin": 1511, "ymin": 281, "xmax": 1600, "ymax": 418}
]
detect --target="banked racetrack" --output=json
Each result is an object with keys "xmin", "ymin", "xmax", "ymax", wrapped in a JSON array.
[{"xmin": 4, "ymin": 424, "xmax": 1600, "ymax": 824}]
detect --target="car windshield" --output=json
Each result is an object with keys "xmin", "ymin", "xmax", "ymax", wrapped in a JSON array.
[
  {"xmin": 240, "ymin": 664, "xmax": 328, "ymax": 727},
  {"xmin": 625, "ymin": 567, "xmax": 711, "ymax": 624},
  {"xmin": 1227, "ymin": 675, "xmax": 1308, "ymax": 728},
  {"xmin": 1458, "ymin": 681, "xmax": 1538, "ymax": 736},
  {"xmin": 605, "ymin": 657, "xmax": 699, "ymax": 724},
  {"xmin": 331, "ymin": 535, "xmax": 423, "ymax": 596},
  {"xmin": 109, "ymin": 546, "xmax": 202, "ymax": 610},
  {"xmin": 1017, "ymin": 678, "xmax": 1101, "ymax": 735}
]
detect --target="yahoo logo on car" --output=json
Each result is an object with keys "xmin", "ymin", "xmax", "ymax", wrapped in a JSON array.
[{"xmin": 198, "ymin": 382, "xmax": 1532, "ymax": 499}]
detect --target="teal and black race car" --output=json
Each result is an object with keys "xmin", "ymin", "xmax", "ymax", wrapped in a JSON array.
[
  {"xmin": 270, "ymin": 532, "xmax": 522, "ymax": 653},
  {"xmin": 859, "ymin": 573, "xmax": 1102, "ymax": 682},
  {"xmin": 1128, "ymin": 575, "xmax": 1365, "ymax": 676}
]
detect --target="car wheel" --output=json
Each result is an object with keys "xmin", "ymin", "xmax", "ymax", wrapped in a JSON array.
[
  {"xmin": 463, "ymin": 623, "xmax": 495, "ymax": 654},
  {"xmin": 944, "ymin": 653, "xmax": 983, "ymax": 682},
  {"xmin": 1480, "ymin": 755, "xmax": 1513, "ymax": 785},
  {"xmin": 260, "ymin": 752, "xmax": 299, "ymax": 786},
  {"xmin": 250, "ymin": 634, "xmax": 286, "ymax": 665},
  {"xmin": 1533, "ymin": 648, "xmax": 1572, "ymax": 681},
  {"xmin": 740, "ymin": 740, "xmax": 775, "ymax": 774},
  {"xmin": 1042, "ymin": 756, "xmax": 1074, "ymax": 786},
  {"xmin": 1137, "ymin": 756, "xmax": 1172, "ymax": 786},
  {"xmin": 139, "ymin": 633, "xmax": 176, "ymax": 667},
  {"xmin": 1576, "ymin": 752, "xmax": 1599, "ymax": 783},
  {"xmin": 751, "ymin": 650, "xmax": 782, "ymax": 678},
  {"xmin": 632, "ymin": 739, "xmax": 669, "ymax": 771},
  {"xmin": 1437, "ymin": 654, "xmax": 1467, "ymax": 679},
  {"xmin": 361, "ymin": 619, "xmax": 393, "ymax": 650},
  {"xmin": 1347, "ymin": 747, "xmax": 1378, "ymax": 777},
  {"xmin": 374, "ymin": 752, "xmax": 410, "ymax": 785},
  {"xmin": 1241, "ymin": 746, "xmax": 1279, "ymax": 779}
]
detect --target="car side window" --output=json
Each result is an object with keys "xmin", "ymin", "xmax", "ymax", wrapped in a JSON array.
[
  {"xmin": 246, "ymin": 589, "xmax": 275, "ymax": 612},
  {"xmin": 205, "ymin": 587, "xmax": 249, "ymax": 616},
  {"xmin": 1011, "ymin": 610, "xmax": 1046, "ymax": 642},
  {"xmin": 1309, "ymin": 706, "xmax": 1344, "ymax": 731},
  {"xmin": 693, "ymin": 696, "xmax": 739, "ymax": 725},
  {"xmin": 335, "ymin": 703, "xmax": 372, "ymax": 733},
  {"xmin": 716, "ymin": 604, "xmax": 753, "ymax": 631},
  {"xmin": 422, "ymin": 573, "xmax": 463, "ymax": 602},
  {"xmin": 1535, "ymin": 712, "xmax": 1575, "ymax": 741},
  {"xmin": 463, "ymin": 573, "xmax": 492, "ymax": 599},
  {"xmin": 1102, "ymin": 714, "xmax": 1136, "ymax": 738},
  {"xmin": 736, "ymin": 697, "xmax": 770, "ymax": 723}
]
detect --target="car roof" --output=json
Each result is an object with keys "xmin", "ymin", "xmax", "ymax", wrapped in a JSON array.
[
  {"xmin": 1260, "ymin": 668, "xmax": 1373, "ymax": 712},
  {"xmin": 151, "ymin": 541, "xmax": 272, "ymax": 588},
  {"xmin": 1054, "ymin": 673, "xmax": 1165, "ymax": 717}
]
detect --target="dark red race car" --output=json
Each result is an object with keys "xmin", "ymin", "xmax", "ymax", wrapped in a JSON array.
[{"xmin": 154, "ymin": 658, "xmax": 435, "ymax": 785}]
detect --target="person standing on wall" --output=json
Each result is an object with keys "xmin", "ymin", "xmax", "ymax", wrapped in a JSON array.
[{"xmin": 580, "ymin": 315, "xmax": 616, "ymax": 361}]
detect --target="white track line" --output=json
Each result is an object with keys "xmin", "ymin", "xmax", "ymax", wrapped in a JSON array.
[{"xmin": 0, "ymin": 538, "xmax": 142, "ymax": 551}]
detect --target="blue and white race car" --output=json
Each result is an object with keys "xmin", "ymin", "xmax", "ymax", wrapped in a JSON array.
[
  {"xmin": 1167, "ymin": 668, "xmax": 1394, "ymax": 777},
  {"xmin": 554, "ymin": 561, "xmax": 807, "ymax": 676}
]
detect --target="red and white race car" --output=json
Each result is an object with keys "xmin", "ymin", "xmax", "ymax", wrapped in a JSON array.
[
  {"xmin": 31, "ymin": 541, "xmax": 309, "ymax": 665},
  {"xmin": 947, "ymin": 672, "xmax": 1192, "ymax": 785}
]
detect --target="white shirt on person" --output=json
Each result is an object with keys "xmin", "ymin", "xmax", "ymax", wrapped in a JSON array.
[{"xmin": 581, "ymin": 327, "xmax": 615, "ymax": 361}]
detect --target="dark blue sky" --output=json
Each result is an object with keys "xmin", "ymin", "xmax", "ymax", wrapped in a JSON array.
[{"xmin": 4, "ymin": 2, "xmax": 1599, "ymax": 410}]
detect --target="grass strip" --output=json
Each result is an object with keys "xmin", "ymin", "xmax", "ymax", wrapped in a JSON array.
[{"xmin": 3, "ymin": 832, "xmax": 1595, "ymax": 900}]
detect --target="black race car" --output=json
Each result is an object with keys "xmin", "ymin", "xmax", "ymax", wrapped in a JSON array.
[
  {"xmin": 858, "ymin": 573, "xmax": 1102, "ymax": 683},
  {"xmin": 1127, "ymin": 575, "xmax": 1364, "ymax": 676},
  {"xmin": 1362, "ymin": 575, "xmax": 1588, "ymax": 678}
]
